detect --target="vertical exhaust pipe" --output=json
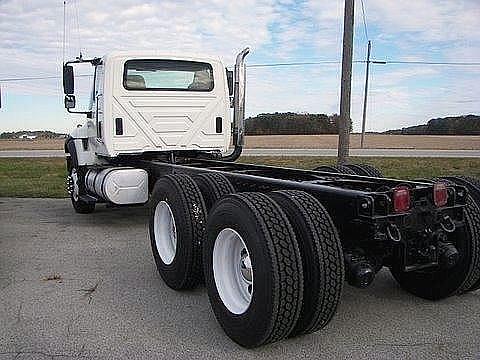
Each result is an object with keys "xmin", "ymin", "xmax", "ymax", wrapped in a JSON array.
[{"xmin": 222, "ymin": 47, "xmax": 250, "ymax": 161}]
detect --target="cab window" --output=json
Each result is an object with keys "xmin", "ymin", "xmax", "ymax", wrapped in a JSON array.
[{"xmin": 123, "ymin": 60, "xmax": 214, "ymax": 91}]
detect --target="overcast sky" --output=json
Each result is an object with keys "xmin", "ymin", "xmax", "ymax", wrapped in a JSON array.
[{"xmin": 0, "ymin": 0, "xmax": 479, "ymax": 133}]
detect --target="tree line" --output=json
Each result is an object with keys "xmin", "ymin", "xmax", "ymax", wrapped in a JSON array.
[
  {"xmin": 385, "ymin": 115, "xmax": 480, "ymax": 135},
  {"xmin": 246, "ymin": 113, "xmax": 479, "ymax": 136},
  {"xmin": 245, "ymin": 112, "xmax": 348, "ymax": 135},
  {"xmin": 0, "ymin": 130, "xmax": 66, "ymax": 139},
  {"xmin": 2, "ymin": 114, "xmax": 478, "ymax": 138}
]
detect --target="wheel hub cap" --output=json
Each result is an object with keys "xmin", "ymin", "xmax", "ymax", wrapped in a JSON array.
[
  {"xmin": 240, "ymin": 249, "xmax": 253, "ymax": 283},
  {"xmin": 70, "ymin": 169, "xmax": 79, "ymax": 201},
  {"xmin": 213, "ymin": 228, "xmax": 253, "ymax": 315},
  {"xmin": 154, "ymin": 201, "xmax": 177, "ymax": 265}
]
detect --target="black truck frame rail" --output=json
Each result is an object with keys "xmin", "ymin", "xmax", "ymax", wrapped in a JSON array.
[{"xmin": 117, "ymin": 156, "xmax": 468, "ymax": 283}]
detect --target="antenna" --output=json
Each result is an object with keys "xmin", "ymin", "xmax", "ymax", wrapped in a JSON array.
[
  {"xmin": 63, "ymin": 0, "xmax": 66, "ymax": 64},
  {"xmin": 73, "ymin": 0, "xmax": 83, "ymax": 60}
]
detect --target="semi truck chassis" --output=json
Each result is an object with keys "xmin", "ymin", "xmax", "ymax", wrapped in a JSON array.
[
  {"xmin": 61, "ymin": 48, "xmax": 480, "ymax": 348},
  {"xmin": 67, "ymin": 152, "xmax": 480, "ymax": 347}
]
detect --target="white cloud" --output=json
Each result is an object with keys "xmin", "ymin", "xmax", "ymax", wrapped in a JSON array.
[
  {"xmin": 369, "ymin": 0, "xmax": 480, "ymax": 43},
  {"xmin": 0, "ymin": 0, "xmax": 479, "ymax": 133}
]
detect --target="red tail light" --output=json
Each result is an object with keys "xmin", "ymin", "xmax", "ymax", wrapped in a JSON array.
[
  {"xmin": 433, "ymin": 182, "xmax": 448, "ymax": 207},
  {"xmin": 393, "ymin": 186, "xmax": 411, "ymax": 213}
]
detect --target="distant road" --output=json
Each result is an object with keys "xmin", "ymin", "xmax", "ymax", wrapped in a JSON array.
[
  {"xmin": 0, "ymin": 150, "xmax": 66, "ymax": 158},
  {"xmin": 1, "ymin": 148, "xmax": 479, "ymax": 158},
  {"xmin": 243, "ymin": 148, "xmax": 480, "ymax": 157}
]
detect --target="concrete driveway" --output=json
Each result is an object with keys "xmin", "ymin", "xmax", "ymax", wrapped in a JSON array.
[{"xmin": 0, "ymin": 198, "xmax": 479, "ymax": 359}]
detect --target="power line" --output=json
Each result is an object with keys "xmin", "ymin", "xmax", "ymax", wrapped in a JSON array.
[
  {"xmin": 374, "ymin": 60, "xmax": 480, "ymax": 66},
  {"xmin": 247, "ymin": 61, "xmax": 343, "ymax": 68},
  {"xmin": 1, "ymin": 59, "xmax": 479, "ymax": 83},
  {"xmin": 246, "ymin": 60, "xmax": 480, "ymax": 68},
  {"xmin": 0, "ymin": 74, "xmax": 92, "ymax": 83},
  {"xmin": 359, "ymin": 0, "xmax": 369, "ymax": 41}
]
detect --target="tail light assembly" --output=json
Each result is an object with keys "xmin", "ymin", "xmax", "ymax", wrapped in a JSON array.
[
  {"xmin": 393, "ymin": 186, "xmax": 411, "ymax": 213},
  {"xmin": 433, "ymin": 182, "xmax": 448, "ymax": 207}
]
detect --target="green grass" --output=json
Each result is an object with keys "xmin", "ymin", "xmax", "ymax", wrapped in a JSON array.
[
  {"xmin": 239, "ymin": 156, "xmax": 480, "ymax": 179},
  {"xmin": 0, "ymin": 158, "xmax": 67, "ymax": 198},
  {"xmin": 0, "ymin": 156, "xmax": 479, "ymax": 198}
]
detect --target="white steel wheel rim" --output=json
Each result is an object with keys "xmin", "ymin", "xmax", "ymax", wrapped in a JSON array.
[
  {"xmin": 154, "ymin": 201, "xmax": 177, "ymax": 265},
  {"xmin": 213, "ymin": 228, "xmax": 253, "ymax": 315},
  {"xmin": 71, "ymin": 169, "xmax": 79, "ymax": 201}
]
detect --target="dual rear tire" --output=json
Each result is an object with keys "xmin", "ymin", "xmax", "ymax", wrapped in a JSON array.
[
  {"xmin": 149, "ymin": 174, "xmax": 206, "ymax": 290},
  {"xmin": 149, "ymin": 173, "xmax": 344, "ymax": 347},
  {"xmin": 148, "ymin": 172, "xmax": 480, "ymax": 346},
  {"xmin": 314, "ymin": 163, "xmax": 384, "ymax": 177},
  {"xmin": 389, "ymin": 176, "xmax": 480, "ymax": 299},
  {"xmin": 205, "ymin": 192, "xmax": 304, "ymax": 347}
]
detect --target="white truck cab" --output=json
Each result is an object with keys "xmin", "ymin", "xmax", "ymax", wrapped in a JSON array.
[{"xmin": 64, "ymin": 49, "xmax": 248, "ymax": 164}]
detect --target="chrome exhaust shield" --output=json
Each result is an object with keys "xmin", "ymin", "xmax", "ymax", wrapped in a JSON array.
[{"xmin": 222, "ymin": 47, "xmax": 250, "ymax": 161}]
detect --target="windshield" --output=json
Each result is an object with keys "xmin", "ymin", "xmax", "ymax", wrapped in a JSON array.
[{"xmin": 123, "ymin": 59, "xmax": 214, "ymax": 91}]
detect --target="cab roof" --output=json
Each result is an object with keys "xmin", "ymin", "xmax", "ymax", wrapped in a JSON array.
[{"xmin": 102, "ymin": 51, "xmax": 223, "ymax": 64}]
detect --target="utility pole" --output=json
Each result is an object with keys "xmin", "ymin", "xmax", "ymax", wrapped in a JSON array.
[
  {"xmin": 360, "ymin": 40, "xmax": 371, "ymax": 148},
  {"xmin": 337, "ymin": 0, "xmax": 355, "ymax": 165}
]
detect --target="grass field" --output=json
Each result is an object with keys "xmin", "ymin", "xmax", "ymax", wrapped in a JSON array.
[
  {"xmin": 0, "ymin": 139, "xmax": 65, "ymax": 150},
  {"xmin": 246, "ymin": 134, "xmax": 480, "ymax": 150},
  {"xmin": 0, "ymin": 158, "xmax": 66, "ymax": 198},
  {"xmin": 2, "ymin": 134, "xmax": 480, "ymax": 151},
  {"xmin": 1, "ymin": 156, "xmax": 479, "ymax": 198}
]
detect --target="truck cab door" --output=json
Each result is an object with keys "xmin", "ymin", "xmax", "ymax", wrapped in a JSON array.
[
  {"xmin": 88, "ymin": 63, "xmax": 109, "ymax": 156},
  {"xmin": 93, "ymin": 64, "xmax": 104, "ymax": 140}
]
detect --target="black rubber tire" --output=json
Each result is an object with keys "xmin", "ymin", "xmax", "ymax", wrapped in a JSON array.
[
  {"xmin": 71, "ymin": 196, "xmax": 95, "ymax": 214},
  {"xmin": 193, "ymin": 172, "xmax": 235, "ymax": 211},
  {"xmin": 69, "ymin": 168, "xmax": 95, "ymax": 214},
  {"xmin": 65, "ymin": 138, "xmax": 79, "ymax": 170},
  {"xmin": 149, "ymin": 174, "xmax": 207, "ymax": 290},
  {"xmin": 460, "ymin": 175, "xmax": 480, "ymax": 191},
  {"xmin": 440, "ymin": 176, "xmax": 480, "ymax": 292},
  {"xmin": 204, "ymin": 192, "xmax": 304, "ymax": 348},
  {"xmin": 444, "ymin": 176, "xmax": 480, "ymax": 206},
  {"xmin": 389, "ymin": 192, "xmax": 480, "ymax": 300},
  {"xmin": 345, "ymin": 163, "xmax": 383, "ymax": 177},
  {"xmin": 268, "ymin": 190, "xmax": 344, "ymax": 336},
  {"xmin": 313, "ymin": 165, "xmax": 356, "ymax": 175}
]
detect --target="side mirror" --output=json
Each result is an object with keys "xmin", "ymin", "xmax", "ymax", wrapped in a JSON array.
[
  {"xmin": 64, "ymin": 95, "xmax": 76, "ymax": 109},
  {"xmin": 226, "ymin": 69, "xmax": 234, "ymax": 96},
  {"xmin": 63, "ymin": 65, "xmax": 74, "ymax": 95}
]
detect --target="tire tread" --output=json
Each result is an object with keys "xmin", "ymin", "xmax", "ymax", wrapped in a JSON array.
[
  {"xmin": 234, "ymin": 193, "xmax": 304, "ymax": 344},
  {"xmin": 269, "ymin": 190, "xmax": 344, "ymax": 335}
]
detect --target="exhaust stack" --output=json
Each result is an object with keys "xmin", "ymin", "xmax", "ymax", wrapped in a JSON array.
[{"xmin": 222, "ymin": 47, "xmax": 250, "ymax": 161}]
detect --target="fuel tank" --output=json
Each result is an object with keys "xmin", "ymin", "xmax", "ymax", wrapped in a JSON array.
[{"xmin": 85, "ymin": 167, "xmax": 148, "ymax": 205}]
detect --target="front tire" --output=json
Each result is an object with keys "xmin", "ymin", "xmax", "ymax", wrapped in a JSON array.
[
  {"xmin": 68, "ymin": 168, "xmax": 95, "ymax": 214},
  {"xmin": 204, "ymin": 193, "xmax": 304, "ymax": 348}
]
